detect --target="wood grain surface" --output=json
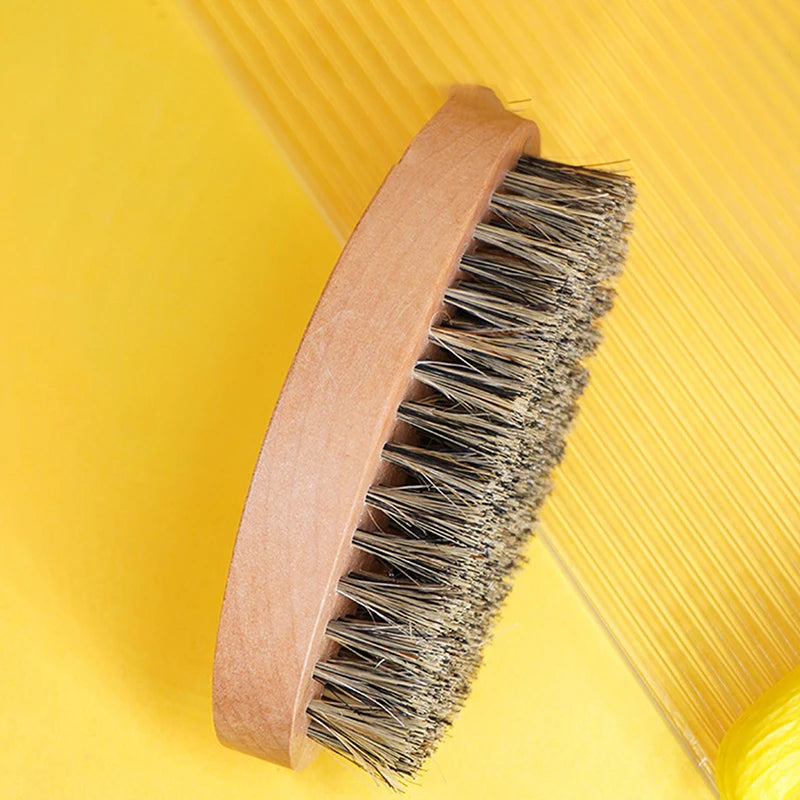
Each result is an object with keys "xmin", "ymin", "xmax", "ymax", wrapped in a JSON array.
[{"xmin": 212, "ymin": 87, "xmax": 538, "ymax": 768}]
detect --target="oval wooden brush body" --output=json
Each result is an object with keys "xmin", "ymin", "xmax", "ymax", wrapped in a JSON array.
[{"xmin": 212, "ymin": 87, "xmax": 539, "ymax": 769}]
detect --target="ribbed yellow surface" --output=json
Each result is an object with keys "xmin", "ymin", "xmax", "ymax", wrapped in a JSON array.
[{"xmin": 184, "ymin": 0, "xmax": 800, "ymax": 783}]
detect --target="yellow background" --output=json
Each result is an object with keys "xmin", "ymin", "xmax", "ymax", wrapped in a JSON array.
[{"xmin": 1, "ymin": 1, "xmax": 797, "ymax": 798}]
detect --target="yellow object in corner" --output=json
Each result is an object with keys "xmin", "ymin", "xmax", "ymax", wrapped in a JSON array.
[{"xmin": 717, "ymin": 666, "xmax": 800, "ymax": 800}]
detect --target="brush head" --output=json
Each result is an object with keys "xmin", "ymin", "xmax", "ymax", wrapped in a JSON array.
[{"xmin": 211, "ymin": 87, "xmax": 634, "ymax": 787}]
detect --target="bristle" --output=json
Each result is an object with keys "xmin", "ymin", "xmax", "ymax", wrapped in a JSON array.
[{"xmin": 306, "ymin": 154, "xmax": 635, "ymax": 787}]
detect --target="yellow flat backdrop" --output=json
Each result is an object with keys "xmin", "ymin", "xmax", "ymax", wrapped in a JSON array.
[{"xmin": 1, "ymin": 1, "xmax": 796, "ymax": 799}]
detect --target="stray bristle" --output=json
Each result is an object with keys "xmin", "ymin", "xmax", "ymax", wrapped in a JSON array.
[{"xmin": 306, "ymin": 155, "xmax": 635, "ymax": 788}]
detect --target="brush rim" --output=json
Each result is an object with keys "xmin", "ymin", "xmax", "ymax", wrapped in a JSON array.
[{"xmin": 212, "ymin": 86, "xmax": 538, "ymax": 769}]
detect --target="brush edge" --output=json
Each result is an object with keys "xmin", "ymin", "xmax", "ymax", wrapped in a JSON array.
[{"xmin": 212, "ymin": 86, "xmax": 538, "ymax": 768}]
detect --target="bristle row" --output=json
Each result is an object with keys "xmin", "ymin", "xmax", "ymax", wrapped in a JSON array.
[{"xmin": 306, "ymin": 155, "xmax": 635, "ymax": 788}]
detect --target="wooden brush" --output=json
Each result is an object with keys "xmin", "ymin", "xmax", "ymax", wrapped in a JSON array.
[{"xmin": 212, "ymin": 86, "xmax": 635, "ymax": 788}]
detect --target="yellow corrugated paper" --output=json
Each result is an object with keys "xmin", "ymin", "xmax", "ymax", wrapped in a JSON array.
[{"xmin": 184, "ymin": 0, "xmax": 800, "ymax": 784}]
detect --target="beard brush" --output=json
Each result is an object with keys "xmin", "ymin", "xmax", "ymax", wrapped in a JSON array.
[{"xmin": 212, "ymin": 86, "xmax": 635, "ymax": 788}]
